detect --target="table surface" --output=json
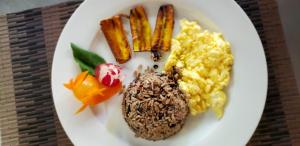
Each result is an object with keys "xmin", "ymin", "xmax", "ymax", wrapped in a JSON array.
[{"xmin": 0, "ymin": 0, "xmax": 300, "ymax": 146}]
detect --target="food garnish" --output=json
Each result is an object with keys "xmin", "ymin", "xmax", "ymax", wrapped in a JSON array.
[
  {"xmin": 151, "ymin": 4, "xmax": 174, "ymax": 52},
  {"xmin": 65, "ymin": 71, "xmax": 104, "ymax": 114},
  {"xmin": 100, "ymin": 15, "xmax": 131, "ymax": 64},
  {"xmin": 71, "ymin": 43, "xmax": 106, "ymax": 75},
  {"xmin": 67, "ymin": 43, "xmax": 123, "ymax": 114},
  {"xmin": 64, "ymin": 71, "xmax": 122, "ymax": 114},
  {"xmin": 164, "ymin": 19, "xmax": 233, "ymax": 118},
  {"xmin": 95, "ymin": 63, "xmax": 123, "ymax": 87},
  {"xmin": 129, "ymin": 6, "xmax": 152, "ymax": 52}
]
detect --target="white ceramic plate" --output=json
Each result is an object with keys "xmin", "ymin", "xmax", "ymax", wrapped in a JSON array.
[{"xmin": 51, "ymin": 0, "xmax": 268, "ymax": 145}]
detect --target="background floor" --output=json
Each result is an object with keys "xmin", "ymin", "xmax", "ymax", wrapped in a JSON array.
[{"xmin": 0, "ymin": 0, "xmax": 299, "ymax": 91}]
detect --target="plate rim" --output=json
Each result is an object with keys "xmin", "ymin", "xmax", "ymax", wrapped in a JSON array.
[{"xmin": 51, "ymin": 0, "xmax": 268, "ymax": 145}]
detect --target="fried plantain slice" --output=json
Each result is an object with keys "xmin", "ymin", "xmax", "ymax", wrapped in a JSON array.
[
  {"xmin": 130, "ymin": 8, "xmax": 141, "ymax": 51},
  {"xmin": 161, "ymin": 4, "xmax": 174, "ymax": 51},
  {"xmin": 129, "ymin": 6, "xmax": 152, "ymax": 52},
  {"xmin": 100, "ymin": 15, "xmax": 131, "ymax": 64},
  {"xmin": 151, "ymin": 6, "xmax": 164, "ymax": 52},
  {"xmin": 151, "ymin": 4, "xmax": 174, "ymax": 52}
]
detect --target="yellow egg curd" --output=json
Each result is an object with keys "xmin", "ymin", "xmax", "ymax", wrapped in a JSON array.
[{"xmin": 164, "ymin": 19, "xmax": 233, "ymax": 118}]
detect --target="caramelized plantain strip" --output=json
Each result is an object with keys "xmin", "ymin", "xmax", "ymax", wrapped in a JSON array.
[
  {"xmin": 100, "ymin": 15, "xmax": 131, "ymax": 64},
  {"xmin": 151, "ymin": 4, "xmax": 174, "ymax": 52},
  {"xmin": 130, "ymin": 6, "xmax": 152, "ymax": 52},
  {"xmin": 111, "ymin": 16, "xmax": 131, "ymax": 63},
  {"xmin": 161, "ymin": 5, "xmax": 174, "ymax": 51},
  {"xmin": 130, "ymin": 8, "xmax": 141, "ymax": 51},
  {"xmin": 100, "ymin": 19, "xmax": 119, "ymax": 57},
  {"xmin": 136, "ymin": 6, "xmax": 152, "ymax": 51},
  {"xmin": 151, "ymin": 6, "xmax": 164, "ymax": 52}
]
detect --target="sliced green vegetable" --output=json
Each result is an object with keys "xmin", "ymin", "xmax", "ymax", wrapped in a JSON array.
[
  {"xmin": 71, "ymin": 43, "xmax": 106, "ymax": 75},
  {"xmin": 74, "ymin": 58, "xmax": 95, "ymax": 75}
]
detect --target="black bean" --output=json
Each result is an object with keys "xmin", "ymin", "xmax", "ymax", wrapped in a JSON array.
[
  {"xmin": 127, "ymin": 105, "xmax": 131, "ymax": 114},
  {"xmin": 136, "ymin": 104, "xmax": 143, "ymax": 113},
  {"xmin": 169, "ymin": 124, "xmax": 176, "ymax": 128},
  {"xmin": 151, "ymin": 50, "xmax": 161, "ymax": 61},
  {"xmin": 158, "ymin": 113, "xmax": 164, "ymax": 120}
]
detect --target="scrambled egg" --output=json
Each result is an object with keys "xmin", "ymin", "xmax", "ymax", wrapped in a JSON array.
[{"xmin": 164, "ymin": 19, "xmax": 233, "ymax": 118}]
